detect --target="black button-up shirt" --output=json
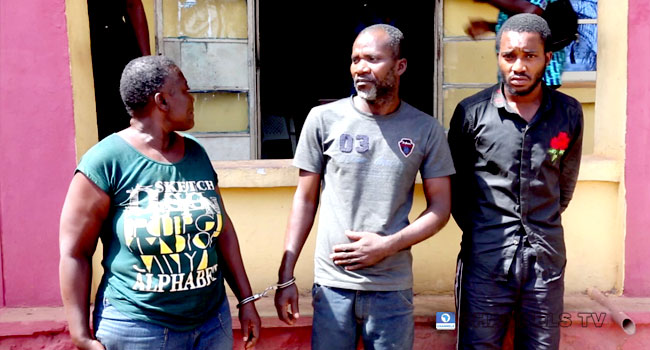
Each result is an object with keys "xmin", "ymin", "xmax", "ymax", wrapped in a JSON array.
[{"xmin": 448, "ymin": 84, "xmax": 583, "ymax": 282}]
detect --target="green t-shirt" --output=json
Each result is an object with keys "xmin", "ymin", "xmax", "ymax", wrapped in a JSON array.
[{"xmin": 78, "ymin": 134, "xmax": 225, "ymax": 330}]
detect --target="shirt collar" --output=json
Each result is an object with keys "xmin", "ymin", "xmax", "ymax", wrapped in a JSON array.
[
  {"xmin": 491, "ymin": 83, "xmax": 554, "ymax": 119},
  {"xmin": 491, "ymin": 84, "xmax": 509, "ymax": 110}
]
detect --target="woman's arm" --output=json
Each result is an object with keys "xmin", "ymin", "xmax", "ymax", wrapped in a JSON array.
[
  {"xmin": 59, "ymin": 173, "xmax": 110, "ymax": 350},
  {"xmin": 215, "ymin": 187, "xmax": 261, "ymax": 349}
]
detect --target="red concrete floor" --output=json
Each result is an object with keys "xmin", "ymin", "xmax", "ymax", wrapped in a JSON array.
[{"xmin": 2, "ymin": 294, "xmax": 650, "ymax": 349}]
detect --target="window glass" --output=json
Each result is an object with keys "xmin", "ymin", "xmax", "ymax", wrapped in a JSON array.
[
  {"xmin": 564, "ymin": 0, "xmax": 597, "ymax": 72},
  {"xmin": 189, "ymin": 92, "xmax": 249, "ymax": 133},
  {"xmin": 162, "ymin": 0, "xmax": 247, "ymax": 39}
]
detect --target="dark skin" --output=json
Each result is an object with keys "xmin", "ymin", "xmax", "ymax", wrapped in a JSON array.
[
  {"xmin": 274, "ymin": 28, "xmax": 452, "ymax": 325},
  {"xmin": 59, "ymin": 174, "xmax": 109, "ymax": 350},
  {"xmin": 273, "ymin": 170, "xmax": 321, "ymax": 325},
  {"xmin": 125, "ymin": 0, "xmax": 151, "ymax": 55},
  {"xmin": 274, "ymin": 171, "xmax": 451, "ymax": 325},
  {"xmin": 476, "ymin": 0, "xmax": 543, "ymax": 14},
  {"xmin": 465, "ymin": 0, "xmax": 543, "ymax": 38},
  {"xmin": 213, "ymin": 189, "xmax": 262, "ymax": 349},
  {"xmin": 498, "ymin": 31, "xmax": 552, "ymax": 121},
  {"xmin": 350, "ymin": 28, "xmax": 407, "ymax": 115},
  {"xmin": 59, "ymin": 68, "xmax": 260, "ymax": 349}
]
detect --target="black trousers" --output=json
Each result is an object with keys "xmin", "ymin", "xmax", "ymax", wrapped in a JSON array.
[{"xmin": 456, "ymin": 240, "xmax": 564, "ymax": 350}]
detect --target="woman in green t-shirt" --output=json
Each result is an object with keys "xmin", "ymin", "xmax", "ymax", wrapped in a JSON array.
[{"xmin": 59, "ymin": 56, "xmax": 261, "ymax": 350}]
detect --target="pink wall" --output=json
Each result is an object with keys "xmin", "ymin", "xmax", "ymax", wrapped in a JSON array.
[
  {"xmin": 0, "ymin": 1, "xmax": 78, "ymax": 306},
  {"xmin": 625, "ymin": 0, "xmax": 650, "ymax": 296}
]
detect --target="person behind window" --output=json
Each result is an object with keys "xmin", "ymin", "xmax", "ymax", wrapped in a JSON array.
[
  {"xmin": 465, "ymin": 0, "xmax": 567, "ymax": 89},
  {"xmin": 59, "ymin": 56, "xmax": 260, "ymax": 350}
]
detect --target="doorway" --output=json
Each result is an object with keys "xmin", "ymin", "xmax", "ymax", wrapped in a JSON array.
[{"xmin": 258, "ymin": 0, "xmax": 436, "ymax": 159}]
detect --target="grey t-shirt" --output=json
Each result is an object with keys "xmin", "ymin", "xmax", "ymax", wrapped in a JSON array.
[{"xmin": 293, "ymin": 97, "xmax": 455, "ymax": 291}]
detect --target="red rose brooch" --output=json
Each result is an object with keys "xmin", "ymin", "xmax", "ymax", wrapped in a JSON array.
[{"xmin": 548, "ymin": 131, "xmax": 570, "ymax": 163}]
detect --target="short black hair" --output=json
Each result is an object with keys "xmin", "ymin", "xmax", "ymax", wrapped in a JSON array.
[
  {"xmin": 119, "ymin": 55, "xmax": 178, "ymax": 115},
  {"xmin": 496, "ymin": 13, "xmax": 552, "ymax": 52},
  {"xmin": 358, "ymin": 24, "xmax": 405, "ymax": 59}
]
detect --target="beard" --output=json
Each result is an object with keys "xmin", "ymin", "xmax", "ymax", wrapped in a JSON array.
[
  {"xmin": 501, "ymin": 68, "xmax": 545, "ymax": 96},
  {"xmin": 354, "ymin": 69, "xmax": 397, "ymax": 102},
  {"xmin": 355, "ymin": 82, "xmax": 378, "ymax": 100}
]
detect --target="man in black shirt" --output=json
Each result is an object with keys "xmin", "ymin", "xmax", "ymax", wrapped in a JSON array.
[{"xmin": 448, "ymin": 14, "xmax": 583, "ymax": 349}]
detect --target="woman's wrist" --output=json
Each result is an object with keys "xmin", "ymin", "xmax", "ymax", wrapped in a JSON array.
[{"xmin": 236, "ymin": 277, "xmax": 297, "ymax": 308}]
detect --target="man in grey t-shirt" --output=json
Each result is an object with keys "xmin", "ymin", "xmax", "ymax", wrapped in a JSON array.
[{"xmin": 274, "ymin": 24, "xmax": 455, "ymax": 349}]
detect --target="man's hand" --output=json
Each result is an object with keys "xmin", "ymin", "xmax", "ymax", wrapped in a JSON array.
[
  {"xmin": 465, "ymin": 19, "xmax": 496, "ymax": 39},
  {"xmin": 274, "ymin": 283, "xmax": 300, "ymax": 325},
  {"xmin": 238, "ymin": 303, "xmax": 261, "ymax": 349},
  {"xmin": 330, "ymin": 230, "xmax": 394, "ymax": 271}
]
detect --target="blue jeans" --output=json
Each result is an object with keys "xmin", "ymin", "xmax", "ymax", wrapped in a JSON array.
[
  {"xmin": 94, "ymin": 296, "xmax": 233, "ymax": 350},
  {"xmin": 311, "ymin": 284, "xmax": 414, "ymax": 350}
]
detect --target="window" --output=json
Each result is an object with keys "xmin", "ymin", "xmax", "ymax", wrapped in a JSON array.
[
  {"xmin": 155, "ymin": 0, "xmax": 258, "ymax": 161},
  {"xmin": 562, "ymin": 0, "xmax": 598, "ymax": 81},
  {"xmin": 257, "ymin": 1, "xmax": 436, "ymax": 159},
  {"xmin": 154, "ymin": 0, "xmax": 440, "ymax": 160}
]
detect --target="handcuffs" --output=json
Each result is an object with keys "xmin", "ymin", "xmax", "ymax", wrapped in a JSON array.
[{"xmin": 236, "ymin": 277, "xmax": 296, "ymax": 308}]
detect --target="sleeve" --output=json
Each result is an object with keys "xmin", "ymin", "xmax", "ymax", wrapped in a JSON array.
[
  {"xmin": 419, "ymin": 120, "xmax": 455, "ymax": 179},
  {"xmin": 292, "ymin": 108, "xmax": 325, "ymax": 174},
  {"xmin": 527, "ymin": 0, "xmax": 548, "ymax": 11},
  {"xmin": 75, "ymin": 144, "xmax": 114, "ymax": 194},
  {"xmin": 559, "ymin": 103, "xmax": 583, "ymax": 212},
  {"xmin": 447, "ymin": 102, "xmax": 476, "ymax": 232}
]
